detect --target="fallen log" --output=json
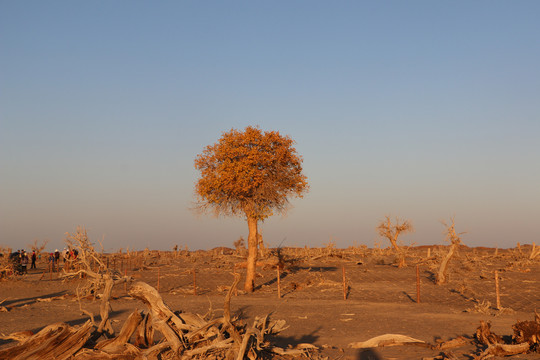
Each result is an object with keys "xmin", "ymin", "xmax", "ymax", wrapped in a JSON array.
[
  {"xmin": 141, "ymin": 342, "xmax": 172, "ymax": 359},
  {"xmin": 0, "ymin": 275, "xmax": 308, "ymax": 360},
  {"xmin": 475, "ymin": 342, "xmax": 530, "ymax": 359},
  {"xmin": 134, "ymin": 312, "xmax": 154, "ymax": 349},
  {"xmin": 184, "ymin": 338, "xmax": 234, "ymax": 357},
  {"xmin": 95, "ymin": 310, "xmax": 143, "ymax": 353},
  {"xmin": 128, "ymin": 281, "xmax": 191, "ymax": 334},
  {"xmin": 271, "ymin": 344, "xmax": 318, "ymax": 356},
  {"xmin": 0, "ymin": 321, "xmax": 93, "ymax": 360},
  {"xmin": 73, "ymin": 346, "xmax": 140, "ymax": 360},
  {"xmin": 0, "ymin": 330, "xmax": 34, "ymax": 343},
  {"xmin": 435, "ymin": 336, "xmax": 470, "ymax": 350},
  {"xmin": 152, "ymin": 318, "xmax": 183, "ymax": 353},
  {"xmin": 512, "ymin": 320, "xmax": 540, "ymax": 347},
  {"xmin": 475, "ymin": 320, "xmax": 502, "ymax": 346},
  {"xmin": 349, "ymin": 334, "xmax": 425, "ymax": 348}
]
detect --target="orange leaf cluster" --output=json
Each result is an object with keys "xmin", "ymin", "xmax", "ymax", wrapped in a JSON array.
[{"xmin": 194, "ymin": 126, "xmax": 309, "ymax": 220}]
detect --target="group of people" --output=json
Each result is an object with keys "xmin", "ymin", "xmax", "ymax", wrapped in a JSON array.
[
  {"xmin": 48, "ymin": 248, "xmax": 79, "ymax": 271},
  {"xmin": 9, "ymin": 249, "xmax": 37, "ymax": 274},
  {"xmin": 9, "ymin": 248, "xmax": 79, "ymax": 275}
]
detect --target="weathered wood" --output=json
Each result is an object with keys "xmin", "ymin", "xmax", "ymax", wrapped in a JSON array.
[
  {"xmin": 134, "ymin": 312, "xmax": 154, "ymax": 348},
  {"xmin": 152, "ymin": 318, "xmax": 183, "ymax": 353},
  {"xmin": 0, "ymin": 321, "xmax": 93, "ymax": 360},
  {"xmin": 177, "ymin": 312, "xmax": 206, "ymax": 329},
  {"xmin": 96, "ymin": 276, "xmax": 115, "ymax": 337},
  {"xmin": 271, "ymin": 347, "xmax": 309, "ymax": 356},
  {"xmin": 224, "ymin": 273, "xmax": 241, "ymax": 324},
  {"xmin": 96, "ymin": 310, "xmax": 143, "ymax": 352},
  {"xmin": 512, "ymin": 320, "xmax": 540, "ymax": 346},
  {"xmin": 63, "ymin": 226, "xmax": 131, "ymax": 340},
  {"xmin": 494, "ymin": 270, "xmax": 501, "ymax": 310},
  {"xmin": 236, "ymin": 323, "xmax": 257, "ymax": 360},
  {"xmin": 475, "ymin": 342, "xmax": 530, "ymax": 359},
  {"xmin": 128, "ymin": 281, "xmax": 190, "ymax": 334},
  {"xmin": 222, "ymin": 273, "xmax": 242, "ymax": 344},
  {"xmin": 349, "ymin": 334, "xmax": 425, "ymax": 348},
  {"xmin": 184, "ymin": 338, "xmax": 234, "ymax": 357},
  {"xmin": 436, "ymin": 242, "xmax": 459, "ymax": 284},
  {"xmin": 141, "ymin": 342, "xmax": 172, "ymax": 359},
  {"xmin": 436, "ymin": 218, "xmax": 463, "ymax": 285},
  {"xmin": 0, "ymin": 330, "xmax": 34, "ymax": 343},
  {"xmin": 1, "ymin": 270, "xmax": 300, "ymax": 360},
  {"xmin": 475, "ymin": 321, "xmax": 502, "ymax": 346},
  {"xmin": 185, "ymin": 318, "xmax": 222, "ymax": 342},
  {"xmin": 435, "ymin": 336, "xmax": 469, "ymax": 350},
  {"xmin": 73, "ymin": 345, "xmax": 140, "ymax": 360}
]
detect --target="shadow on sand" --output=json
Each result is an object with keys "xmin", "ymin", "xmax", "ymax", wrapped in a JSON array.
[
  {"xmin": 2, "ymin": 290, "xmax": 68, "ymax": 308},
  {"xmin": 356, "ymin": 348, "xmax": 384, "ymax": 360}
]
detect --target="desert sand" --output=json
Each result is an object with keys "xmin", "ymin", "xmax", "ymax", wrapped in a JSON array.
[{"xmin": 1, "ymin": 245, "xmax": 538, "ymax": 359}]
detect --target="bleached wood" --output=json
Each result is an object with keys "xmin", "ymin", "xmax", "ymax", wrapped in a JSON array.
[
  {"xmin": 0, "ymin": 321, "xmax": 93, "ymax": 360},
  {"xmin": 349, "ymin": 334, "xmax": 425, "ymax": 348},
  {"xmin": 95, "ymin": 310, "xmax": 143, "ymax": 352},
  {"xmin": 475, "ymin": 342, "xmax": 530, "ymax": 359}
]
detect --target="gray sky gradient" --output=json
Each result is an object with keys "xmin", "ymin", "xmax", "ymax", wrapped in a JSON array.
[{"xmin": 1, "ymin": 1, "xmax": 539, "ymax": 252}]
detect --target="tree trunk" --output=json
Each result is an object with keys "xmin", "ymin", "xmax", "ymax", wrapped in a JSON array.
[
  {"xmin": 390, "ymin": 234, "xmax": 400, "ymax": 252},
  {"xmin": 436, "ymin": 241, "xmax": 459, "ymax": 285},
  {"xmin": 244, "ymin": 216, "xmax": 258, "ymax": 292}
]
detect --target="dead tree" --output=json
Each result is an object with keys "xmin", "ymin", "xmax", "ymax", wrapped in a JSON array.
[
  {"xmin": 376, "ymin": 216, "xmax": 414, "ymax": 267},
  {"xmin": 530, "ymin": 242, "xmax": 540, "ymax": 260},
  {"xmin": 436, "ymin": 218, "xmax": 464, "ymax": 285},
  {"xmin": 0, "ymin": 247, "xmax": 12, "ymax": 278},
  {"xmin": 473, "ymin": 312, "xmax": 540, "ymax": 359},
  {"xmin": 0, "ymin": 272, "xmax": 314, "ymax": 359},
  {"xmin": 28, "ymin": 239, "xmax": 49, "ymax": 258},
  {"xmin": 63, "ymin": 226, "xmax": 130, "ymax": 338}
]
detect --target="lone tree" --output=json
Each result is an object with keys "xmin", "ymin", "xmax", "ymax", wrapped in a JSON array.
[
  {"xmin": 436, "ymin": 217, "xmax": 464, "ymax": 285},
  {"xmin": 376, "ymin": 215, "xmax": 414, "ymax": 252},
  {"xmin": 194, "ymin": 126, "xmax": 309, "ymax": 292}
]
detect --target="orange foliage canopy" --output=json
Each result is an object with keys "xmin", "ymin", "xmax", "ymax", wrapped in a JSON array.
[{"xmin": 194, "ymin": 126, "xmax": 309, "ymax": 221}]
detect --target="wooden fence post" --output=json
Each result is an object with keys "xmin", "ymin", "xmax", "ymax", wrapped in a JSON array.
[
  {"xmin": 233, "ymin": 266, "xmax": 238, "ymax": 296},
  {"xmin": 342, "ymin": 266, "xmax": 347, "ymax": 300},
  {"xmin": 193, "ymin": 267, "xmax": 197, "ymax": 296},
  {"xmin": 416, "ymin": 264, "xmax": 421, "ymax": 303},
  {"xmin": 495, "ymin": 270, "xmax": 501, "ymax": 310},
  {"xmin": 277, "ymin": 267, "xmax": 281, "ymax": 299}
]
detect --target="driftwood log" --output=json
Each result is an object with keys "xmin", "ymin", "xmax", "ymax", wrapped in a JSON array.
[
  {"xmin": 63, "ymin": 226, "xmax": 131, "ymax": 339},
  {"xmin": 0, "ymin": 276, "xmax": 309, "ymax": 359},
  {"xmin": 0, "ymin": 228, "xmax": 314, "ymax": 359},
  {"xmin": 512, "ymin": 320, "xmax": 540, "ymax": 348},
  {"xmin": 349, "ymin": 334, "xmax": 425, "ymax": 348},
  {"xmin": 475, "ymin": 320, "xmax": 503, "ymax": 346},
  {"xmin": 475, "ymin": 342, "xmax": 531, "ymax": 360},
  {"xmin": 473, "ymin": 312, "xmax": 540, "ymax": 358},
  {"xmin": 435, "ymin": 336, "xmax": 469, "ymax": 350},
  {"xmin": 0, "ymin": 321, "xmax": 93, "ymax": 360}
]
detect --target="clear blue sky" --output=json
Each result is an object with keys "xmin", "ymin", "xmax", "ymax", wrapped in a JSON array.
[{"xmin": 1, "ymin": 1, "xmax": 539, "ymax": 252}]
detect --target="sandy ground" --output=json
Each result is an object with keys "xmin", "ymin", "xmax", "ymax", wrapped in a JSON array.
[{"xmin": 0, "ymin": 246, "xmax": 538, "ymax": 359}]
